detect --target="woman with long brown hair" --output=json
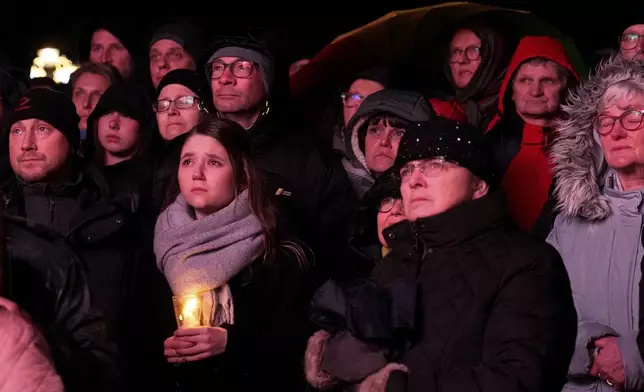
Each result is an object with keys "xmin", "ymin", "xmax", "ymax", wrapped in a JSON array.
[{"xmin": 154, "ymin": 115, "xmax": 312, "ymax": 391}]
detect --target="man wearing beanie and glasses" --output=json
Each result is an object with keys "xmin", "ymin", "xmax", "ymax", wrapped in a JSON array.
[
  {"xmin": 206, "ymin": 30, "xmax": 356, "ymax": 283},
  {"xmin": 0, "ymin": 88, "xmax": 123, "ymax": 390},
  {"xmin": 359, "ymin": 117, "xmax": 577, "ymax": 392}
]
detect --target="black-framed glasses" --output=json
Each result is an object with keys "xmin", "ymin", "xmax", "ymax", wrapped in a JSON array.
[
  {"xmin": 400, "ymin": 157, "xmax": 450, "ymax": 182},
  {"xmin": 378, "ymin": 197, "xmax": 401, "ymax": 213},
  {"xmin": 340, "ymin": 92, "xmax": 365, "ymax": 108},
  {"xmin": 206, "ymin": 59, "xmax": 257, "ymax": 80},
  {"xmin": 619, "ymin": 33, "xmax": 644, "ymax": 50},
  {"xmin": 153, "ymin": 95, "xmax": 201, "ymax": 113},
  {"xmin": 595, "ymin": 109, "xmax": 644, "ymax": 135},
  {"xmin": 449, "ymin": 45, "xmax": 481, "ymax": 63}
]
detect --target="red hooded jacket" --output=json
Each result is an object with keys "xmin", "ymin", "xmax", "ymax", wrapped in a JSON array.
[{"xmin": 486, "ymin": 36, "xmax": 579, "ymax": 233}]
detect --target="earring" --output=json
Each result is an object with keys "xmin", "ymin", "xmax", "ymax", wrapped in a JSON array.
[{"xmin": 198, "ymin": 101, "xmax": 209, "ymax": 114}]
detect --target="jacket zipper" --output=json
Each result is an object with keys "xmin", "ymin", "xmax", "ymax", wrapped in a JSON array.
[{"xmin": 48, "ymin": 197, "xmax": 55, "ymax": 224}]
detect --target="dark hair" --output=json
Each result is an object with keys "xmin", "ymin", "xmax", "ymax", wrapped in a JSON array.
[
  {"xmin": 164, "ymin": 115, "xmax": 285, "ymax": 262},
  {"xmin": 90, "ymin": 115, "xmax": 153, "ymax": 167},
  {"xmin": 358, "ymin": 113, "xmax": 411, "ymax": 153},
  {"xmin": 86, "ymin": 82, "xmax": 159, "ymax": 167}
]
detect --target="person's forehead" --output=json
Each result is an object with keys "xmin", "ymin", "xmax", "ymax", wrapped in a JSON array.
[
  {"xmin": 159, "ymin": 83, "xmax": 196, "ymax": 99},
  {"xmin": 451, "ymin": 29, "xmax": 480, "ymax": 46},
  {"xmin": 214, "ymin": 56, "xmax": 244, "ymax": 63},
  {"xmin": 601, "ymin": 87, "xmax": 644, "ymax": 110},
  {"xmin": 11, "ymin": 118, "xmax": 55, "ymax": 129},
  {"xmin": 349, "ymin": 78, "xmax": 384, "ymax": 93},
  {"xmin": 151, "ymin": 39, "xmax": 184, "ymax": 52},
  {"xmin": 624, "ymin": 24, "xmax": 644, "ymax": 34},
  {"xmin": 74, "ymin": 72, "xmax": 109, "ymax": 89},
  {"xmin": 515, "ymin": 61, "xmax": 559, "ymax": 76},
  {"xmin": 91, "ymin": 29, "xmax": 122, "ymax": 44},
  {"xmin": 182, "ymin": 133, "xmax": 227, "ymax": 154},
  {"xmin": 403, "ymin": 157, "xmax": 440, "ymax": 165}
]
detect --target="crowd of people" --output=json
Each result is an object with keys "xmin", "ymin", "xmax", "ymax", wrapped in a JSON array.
[{"xmin": 0, "ymin": 11, "xmax": 642, "ymax": 392}]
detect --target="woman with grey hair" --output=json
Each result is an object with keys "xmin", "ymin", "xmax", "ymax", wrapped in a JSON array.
[{"xmin": 547, "ymin": 55, "xmax": 644, "ymax": 391}]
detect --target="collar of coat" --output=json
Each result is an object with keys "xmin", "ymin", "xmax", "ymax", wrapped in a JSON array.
[{"xmin": 383, "ymin": 191, "xmax": 508, "ymax": 251}]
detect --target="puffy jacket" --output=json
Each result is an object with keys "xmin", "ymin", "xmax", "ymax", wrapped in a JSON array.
[
  {"xmin": 373, "ymin": 192, "xmax": 577, "ymax": 392},
  {"xmin": 0, "ymin": 301, "xmax": 64, "ymax": 392}
]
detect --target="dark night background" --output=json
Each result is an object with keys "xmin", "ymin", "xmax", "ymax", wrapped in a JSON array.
[{"xmin": 0, "ymin": 2, "xmax": 642, "ymax": 77}]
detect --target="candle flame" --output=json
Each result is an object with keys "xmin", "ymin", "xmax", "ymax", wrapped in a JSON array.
[{"xmin": 183, "ymin": 297, "xmax": 198, "ymax": 314}]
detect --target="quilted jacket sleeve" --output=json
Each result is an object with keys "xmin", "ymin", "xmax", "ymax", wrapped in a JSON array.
[{"xmin": 0, "ymin": 305, "xmax": 64, "ymax": 392}]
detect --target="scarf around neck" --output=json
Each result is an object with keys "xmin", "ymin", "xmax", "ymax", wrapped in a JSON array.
[{"xmin": 154, "ymin": 189, "xmax": 264, "ymax": 326}]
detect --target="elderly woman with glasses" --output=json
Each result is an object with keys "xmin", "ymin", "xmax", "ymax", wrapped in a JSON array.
[
  {"xmin": 154, "ymin": 68, "xmax": 212, "ymax": 141},
  {"xmin": 547, "ymin": 55, "xmax": 644, "ymax": 391}
]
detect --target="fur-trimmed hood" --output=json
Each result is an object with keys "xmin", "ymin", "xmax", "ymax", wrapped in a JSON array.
[{"xmin": 551, "ymin": 55, "xmax": 644, "ymax": 220}]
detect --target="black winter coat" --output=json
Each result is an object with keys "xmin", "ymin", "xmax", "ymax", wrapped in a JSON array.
[
  {"xmin": 1, "ymin": 165, "xmax": 171, "ymax": 390},
  {"xmin": 373, "ymin": 192, "xmax": 577, "ymax": 392},
  {"xmin": 170, "ymin": 247, "xmax": 314, "ymax": 392},
  {"xmin": 3, "ymin": 214, "xmax": 123, "ymax": 391},
  {"xmin": 250, "ymin": 117, "xmax": 358, "ymax": 286}
]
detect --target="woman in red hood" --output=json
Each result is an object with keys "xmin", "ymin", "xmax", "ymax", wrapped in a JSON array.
[{"xmin": 485, "ymin": 36, "xmax": 581, "ymax": 236}]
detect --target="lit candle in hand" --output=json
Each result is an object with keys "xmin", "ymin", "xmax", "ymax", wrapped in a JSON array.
[{"xmin": 174, "ymin": 294, "xmax": 203, "ymax": 328}]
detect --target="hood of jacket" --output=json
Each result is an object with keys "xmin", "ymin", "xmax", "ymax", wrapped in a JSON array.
[
  {"xmin": 551, "ymin": 55, "xmax": 644, "ymax": 220},
  {"xmin": 84, "ymin": 81, "xmax": 161, "ymax": 164},
  {"xmin": 342, "ymin": 90, "xmax": 433, "ymax": 172},
  {"xmin": 78, "ymin": 17, "xmax": 143, "ymax": 64},
  {"xmin": 338, "ymin": 89, "xmax": 433, "ymax": 197},
  {"xmin": 496, "ymin": 36, "xmax": 580, "ymax": 118}
]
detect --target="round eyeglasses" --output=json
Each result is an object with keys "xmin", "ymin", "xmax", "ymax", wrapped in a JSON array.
[
  {"xmin": 379, "ymin": 197, "xmax": 398, "ymax": 213},
  {"xmin": 449, "ymin": 45, "xmax": 481, "ymax": 63},
  {"xmin": 595, "ymin": 109, "xmax": 644, "ymax": 135},
  {"xmin": 153, "ymin": 95, "xmax": 201, "ymax": 113}
]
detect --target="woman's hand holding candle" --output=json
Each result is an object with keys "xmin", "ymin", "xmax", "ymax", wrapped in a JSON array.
[{"xmin": 165, "ymin": 327, "xmax": 228, "ymax": 363}]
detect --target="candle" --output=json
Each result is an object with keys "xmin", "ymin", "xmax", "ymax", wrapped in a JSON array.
[
  {"xmin": 181, "ymin": 296, "xmax": 201, "ymax": 328},
  {"xmin": 173, "ymin": 294, "xmax": 203, "ymax": 328}
]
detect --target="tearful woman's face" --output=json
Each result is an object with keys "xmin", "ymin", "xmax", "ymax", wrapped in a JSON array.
[{"xmin": 178, "ymin": 134, "xmax": 236, "ymax": 219}]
